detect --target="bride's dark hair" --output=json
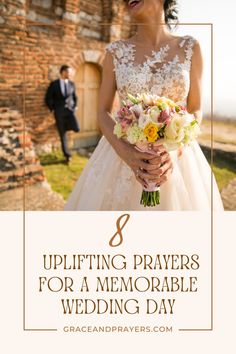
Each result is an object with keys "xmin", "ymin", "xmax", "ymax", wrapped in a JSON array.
[{"xmin": 164, "ymin": 0, "xmax": 179, "ymax": 28}]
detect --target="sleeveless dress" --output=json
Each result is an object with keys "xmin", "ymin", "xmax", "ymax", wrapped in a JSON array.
[{"xmin": 65, "ymin": 36, "xmax": 224, "ymax": 211}]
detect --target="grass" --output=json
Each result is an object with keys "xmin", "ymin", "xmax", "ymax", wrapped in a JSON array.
[
  {"xmin": 203, "ymin": 151, "xmax": 236, "ymax": 191},
  {"xmin": 39, "ymin": 147, "xmax": 236, "ymax": 201},
  {"xmin": 39, "ymin": 150, "xmax": 88, "ymax": 200},
  {"xmin": 212, "ymin": 165, "xmax": 235, "ymax": 191}
]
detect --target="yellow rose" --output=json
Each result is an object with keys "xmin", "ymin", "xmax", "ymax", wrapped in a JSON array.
[{"xmin": 144, "ymin": 123, "xmax": 159, "ymax": 142}]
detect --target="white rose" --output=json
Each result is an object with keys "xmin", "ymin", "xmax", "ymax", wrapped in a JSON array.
[
  {"xmin": 184, "ymin": 120, "xmax": 201, "ymax": 142},
  {"xmin": 164, "ymin": 114, "xmax": 186, "ymax": 144}
]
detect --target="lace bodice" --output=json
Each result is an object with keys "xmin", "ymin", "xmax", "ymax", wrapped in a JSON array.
[{"xmin": 106, "ymin": 35, "xmax": 197, "ymax": 105}]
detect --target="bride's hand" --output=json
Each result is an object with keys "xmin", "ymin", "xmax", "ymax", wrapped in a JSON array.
[
  {"xmin": 116, "ymin": 140, "xmax": 172, "ymax": 188},
  {"xmin": 147, "ymin": 147, "xmax": 173, "ymax": 186},
  {"xmin": 136, "ymin": 144, "xmax": 173, "ymax": 187}
]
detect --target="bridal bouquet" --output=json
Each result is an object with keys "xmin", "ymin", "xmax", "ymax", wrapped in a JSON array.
[{"xmin": 113, "ymin": 93, "xmax": 201, "ymax": 207}]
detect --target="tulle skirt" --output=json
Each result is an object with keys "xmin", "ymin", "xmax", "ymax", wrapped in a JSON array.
[{"xmin": 64, "ymin": 137, "xmax": 224, "ymax": 211}]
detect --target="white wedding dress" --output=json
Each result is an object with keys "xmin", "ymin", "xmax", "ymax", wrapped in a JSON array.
[{"xmin": 65, "ymin": 35, "xmax": 224, "ymax": 211}]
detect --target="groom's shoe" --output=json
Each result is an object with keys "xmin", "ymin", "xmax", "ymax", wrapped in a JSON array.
[{"xmin": 66, "ymin": 156, "xmax": 72, "ymax": 165}]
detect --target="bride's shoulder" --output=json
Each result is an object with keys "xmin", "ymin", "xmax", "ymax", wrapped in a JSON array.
[
  {"xmin": 105, "ymin": 39, "xmax": 134, "ymax": 63},
  {"xmin": 177, "ymin": 34, "xmax": 199, "ymax": 48},
  {"xmin": 105, "ymin": 39, "xmax": 126, "ymax": 53},
  {"xmin": 177, "ymin": 35, "xmax": 202, "ymax": 66}
]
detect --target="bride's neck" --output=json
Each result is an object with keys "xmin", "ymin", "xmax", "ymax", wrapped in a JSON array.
[
  {"xmin": 133, "ymin": 11, "xmax": 170, "ymax": 46},
  {"xmin": 134, "ymin": 25, "xmax": 171, "ymax": 47}
]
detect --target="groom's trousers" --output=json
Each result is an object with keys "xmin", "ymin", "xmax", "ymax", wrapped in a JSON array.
[{"xmin": 54, "ymin": 106, "xmax": 80, "ymax": 159}]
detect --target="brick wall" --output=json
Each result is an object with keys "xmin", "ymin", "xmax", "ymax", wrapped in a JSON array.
[{"xmin": 0, "ymin": 0, "xmax": 133, "ymax": 149}]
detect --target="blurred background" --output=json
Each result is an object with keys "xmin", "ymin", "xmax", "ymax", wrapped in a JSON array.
[{"xmin": 0, "ymin": 0, "xmax": 235, "ymax": 211}]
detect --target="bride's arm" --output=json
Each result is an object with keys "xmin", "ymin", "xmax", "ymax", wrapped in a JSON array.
[
  {"xmin": 97, "ymin": 51, "xmax": 122, "ymax": 156},
  {"xmin": 187, "ymin": 41, "xmax": 204, "ymax": 124},
  {"xmin": 98, "ymin": 51, "xmax": 173, "ymax": 187}
]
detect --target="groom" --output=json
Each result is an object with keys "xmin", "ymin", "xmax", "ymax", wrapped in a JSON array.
[{"xmin": 45, "ymin": 65, "xmax": 80, "ymax": 163}]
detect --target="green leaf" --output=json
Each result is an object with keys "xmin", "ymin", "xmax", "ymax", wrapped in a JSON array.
[{"xmin": 127, "ymin": 93, "xmax": 139, "ymax": 104}]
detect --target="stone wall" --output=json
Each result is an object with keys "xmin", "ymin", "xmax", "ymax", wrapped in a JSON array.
[{"xmin": 0, "ymin": 107, "xmax": 44, "ymax": 191}]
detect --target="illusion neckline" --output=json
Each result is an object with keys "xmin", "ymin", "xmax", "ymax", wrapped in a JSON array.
[
  {"xmin": 122, "ymin": 41, "xmax": 170, "ymax": 69},
  {"xmin": 120, "ymin": 35, "xmax": 191, "ymax": 69}
]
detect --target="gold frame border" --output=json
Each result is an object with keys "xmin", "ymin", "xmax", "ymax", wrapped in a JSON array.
[{"xmin": 21, "ymin": 20, "xmax": 214, "ymax": 332}]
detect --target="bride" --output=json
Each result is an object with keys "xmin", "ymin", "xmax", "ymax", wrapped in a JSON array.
[{"xmin": 65, "ymin": 0, "xmax": 224, "ymax": 211}]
